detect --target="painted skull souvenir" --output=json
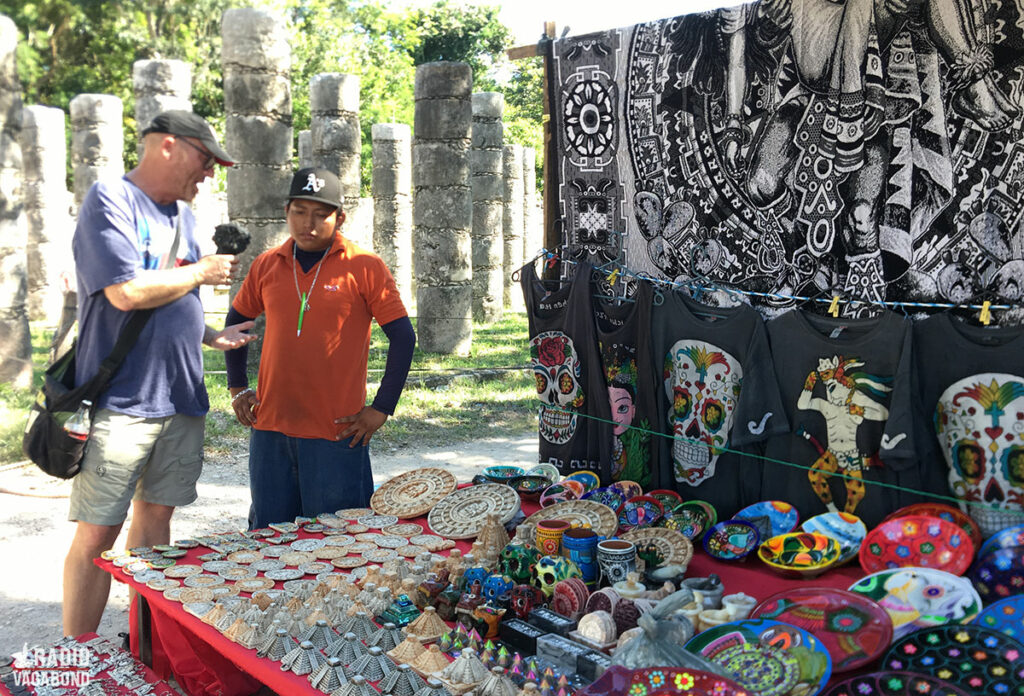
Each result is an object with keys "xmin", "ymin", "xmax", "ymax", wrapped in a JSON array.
[
  {"xmin": 461, "ymin": 566, "xmax": 489, "ymax": 594},
  {"xmin": 663, "ymin": 340, "xmax": 743, "ymax": 486},
  {"xmin": 533, "ymin": 555, "xmax": 582, "ymax": 598},
  {"xmin": 500, "ymin": 543, "xmax": 540, "ymax": 585},
  {"xmin": 482, "ymin": 574, "xmax": 514, "ymax": 603},
  {"xmin": 936, "ymin": 373, "xmax": 1024, "ymax": 534},
  {"xmin": 531, "ymin": 331, "xmax": 586, "ymax": 445},
  {"xmin": 510, "ymin": 584, "xmax": 546, "ymax": 620}
]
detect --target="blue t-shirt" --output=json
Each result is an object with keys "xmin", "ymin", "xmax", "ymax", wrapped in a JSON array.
[{"xmin": 73, "ymin": 176, "xmax": 209, "ymax": 418}]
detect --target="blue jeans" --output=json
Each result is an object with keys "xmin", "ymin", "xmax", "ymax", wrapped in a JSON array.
[{"xmin": 247, "ymin": 429, "xmax": 374, "ymax": 529}]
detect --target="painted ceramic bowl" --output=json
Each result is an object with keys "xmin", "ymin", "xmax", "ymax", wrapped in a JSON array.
[
  {"xmin": 616, "ymin": 495, "xmax": 664, "ymax": 532},
  {"xmin": 528, "ymin": 463, "xmax": 560, "ymax": 484},
  {"xmin": 564, "ymin": 470, "xmax": 600, "ymax": 493},
  {"xmin": 581, "ymin": 486, "xmax": 627, "ymax": 512},
  {"xmin": 609, "ymin": 480, "xmax": 643, "ymax": 500},
  {"xmin": 881, "ymin": 503, "xmax": 982, "ymax": 550},
  {"xmin": 735, "ymin": 500, "xmax": 800, "ymax": 540},
  {"xmin": 667, "ymin": 501, "xmax": 714, "ymax": 540},
  {"xmin": 758, "ymin": 531, "xmax": 841, "ymax": 579},
  {"xmin": 974, "ymin": 594, "xmax": 1024, "ymax": 642},
  {"xmin": 859, "ymin": 514, "xmax": 973, "ymax": 576},
  {"xmin": 539, "ymin": 481, "xmax": 584, "ymax": 508},
  {"xmin": 978, "ymin": 523, "xmax": 1024, "ymax": 560},
  {"xmin": 702, "ymin": 520, "xmax": 760, "ymax": 561},
  {"xmin": 580, "ymin": 666, "xmax": 749, "ymax": 696},
  {"xmin": 822, "ymin": 671, "xmax": 970, "ymax": 696},
  {"xmin": 482, "ymin": 465, "xmax": 525, "ymax": 484},
  {"xmin": 508, "ymin": 474, "xmax": 551, "ymax": 501},
  {"xmin": 800, "ymin": 512, "xmax": 867, "ymax": 565},
  {"xmin": 648, "ymin": 489, "xmax": 683, "ymax": 511},
  {"xmin": 970, "ymin": 544, "xmax": 1024, "ymax": 602}
]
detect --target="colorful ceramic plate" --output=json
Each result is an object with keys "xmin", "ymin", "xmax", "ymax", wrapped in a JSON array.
[
  {"xmin": 881, "ymin": 503, "xmax": 982, "ymax": 551},
  {"xmin": 616, "ymin": 495, "xmax": 664, "ymax": 532},
  {"xmin": 848, "ymin": 567, "xmax": 983, "ymax": 640},
  {"xmin": 702, "ymin": 520, "xmax": 760, "ymax": 561},
  {"xmin": 800, "ymin": 512, "xmax": 867, "ymax": 565},
  {"xmin": 528, "ymin": 463, "xmax": 560, "ymax": 483},
  {"xmin": 647, "ymin": 489, "xmax": 683, "ymax": 510},
  {"xmin": 508, "ymin": 475, "xmax": 550, "ymax": 501},
  {"xmin": 579, "ymin": 665, "xmax": 749, "ymax": 696},
  {"xmin": 860, "ymin": 515, "xmax": 974, "ymax": 576},
  {"xmin": 609, "ymin": 480, "xmax": 643, "ymax": 499},
  {"xmin": 666, "ymin": 501, "xmax": 712, "ymax": 540},
  {"xmin": 564, "ymin": 470, "xmax": 600, "ymax": 493},
  {"xmin": 974, "ymin": 595, "xmax": 1024, "ymax": 642},
  {"xmin": 751, "ymin": 587, "xmax": 894, "ymax": 672},
  {"xmin": 978, "ymin": 523, "xmax": 1024, "ymax": 560},
  {"xmin": 970, "ymin": 545, "xmax": 1024, "ymax": 602},
  {"xmin": 482, "ymin": 465, "xmax": 525, "ymax": 484},
  {"xmin": 539, "ymin": 481, "xmax": 583, "ymax": 508},
  {"xmin": 757, "ymin": 532, "xmax": 841, "ymax": 579},
  {"xmin": 823, "ymin": 671, "xmax": 969, "ymax": 696},
  {"xmin": 620, "ymin": 527, "xmax": 694, "ymax": 568},
  {"xmin": 684, "ymin": 618, "xmax": 833, "ymax": 696},
  {"xmin": 881, "ymin": 624, "xmax": 1024, "ymax": 696},
  {"xmin": 736, "ymin": 501, "xmax": 801, "ymax": 539},
  {"xmin": 581, "ymin": 486, "xmax": 627, "ymax": 512}
]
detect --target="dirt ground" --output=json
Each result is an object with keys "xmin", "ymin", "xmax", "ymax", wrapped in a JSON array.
[{"xmin": 0, "ymin": 430, "xmax": 538, "ymax": 659}]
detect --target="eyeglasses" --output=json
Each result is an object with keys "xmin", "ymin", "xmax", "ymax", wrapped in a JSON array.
[{"xmin": 175, "ymin": 137, "xmax": 216, "ymax": 169}]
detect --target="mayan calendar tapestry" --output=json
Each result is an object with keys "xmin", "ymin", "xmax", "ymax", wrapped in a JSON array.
[{"xmin": 551, "ymin": 0, "xmax": 1024, "ymax": 312}]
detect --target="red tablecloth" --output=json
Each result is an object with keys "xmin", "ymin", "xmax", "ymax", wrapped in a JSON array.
[{"xmin": 96, "ymin": 500, "xmax": 868, "ymax": 696}]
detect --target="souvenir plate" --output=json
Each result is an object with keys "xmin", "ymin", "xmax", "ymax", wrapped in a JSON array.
[
  {"xmin": 800, "ymin": 512, "xmax": 867, "ymax": 565},
  {"xmin": 280, "ymin": 551, "xmax": 316, "ymax": 566},
  {"xmin": 978, "ymin": 523, "xmax": 1024, "ymax": 560},
  {"xmin": 684, "ymin": 618, "xmax": 833, "ymax": 696},
  {"xmin": 289, "ymin": 538, "xmax": 325, "ymax": 552},
  {"xmin": 164, "ymin": 587, "xmax": 185, "ymax": 602},
  {"xmin": 355, "ymin": 533, "xmax": 382, "ymax": 543},
  {"xmin": 539, "ymin": 481, "xmax": 583, "ymax": 508},
  {"xmin": 265, "ymin": 568, "xmax": 305, "ymax": 581},
  {"xmin": 282, "ymin": 579, "xmax": 314, "ymax": 594},
  {"xmin": 235, "ymin": 577, "xmax": 275, "ymax": 593},
  {"xmin": 665, "ymin": 501, "xmax": 712, "ymax": 540},
  {"xmin": 335, "ymin": 507, "xmax": 373, "ymax": 519},
  {"xmin": 303, "ymin": 523, "xmax": 325, "ymax": 534},
  {"xmin": 174, "ymin": 539, "xmax": 199, "ymax": 549},
  {"xmin": 319, "ymin": 516, "xmax": 348, "ymax": 530},
  {"xmin": 528, "ymin": 462, "xmax": 560, "ymax": 482},
  {"xmin": 427, "ymin": 483, "xmax": 521, "ymax": 540},
  {"xmin": 268, "ymin": 521, "xmax": 298, "ymax": 533},
  {"xmin": 132, "ymin": 570, "xmax": 165, "ymax": 584},
  {"xmin": 161, "ymin": 549, "xmax": 187, "ymax": 559},
  {"xmin": 211, "ymin": 584, "xmax": 239, "ymax": 598},
  {"xmin": 345, "ymin": 524, "xmax": 369, "ymax": 534},
  {"xmin": 860, "ymin": 515, "xmax": 973, "ymax": 576},
  {"xmin": 751, "ymin": 587, "xmax": 894, "ymax": 672},
  {"xmin": 408, "ymin": 534, "xmax": 453, "ymax": 551},
  {"xmin": 370, "ymin": 468, "xmax": 458, "ymax": 518},
  {"xmin": 758, "ymin": 532, "xmax": 841, "ymax": 579},
  {"xmin": 970, "ymin": 545, "xmax": 1024, "ymax": 601},
  {"xmin": 581, "ymin": 665, "xmax": 749, "ymax": 696},
  {"xmin": 218, "ymin": 566, "xmax": 257, "ymax": 580},
  {"xmin": 823, "ymin": 671, "xmax": 969, "ymax": 696},
  {"xmin": 178, "ymin": 588, "xmax": 215, "ymax": 603},
  {"xmin": 882, "ymin": 503, "xmax": 982, "ymax": 550},
  {"xmin": 509, "ymin": 474, "xmax": 550, "ymax": 500},
  {"xmin": 201, "ymin": 560, "xmax": 238, "ymax": 573},
  {"xmin": 251, "ymin": 559, "xmax": 286, "ymax": 572},
  {"xmin": 616, "ymin": 495, "xmax": 664, "ymax": 532},
  {"xmin": 647, "ymin": 489, "xmax": 683, "ymax": 511},
  {"xmin": 382, "ymin": 523, "xmax": 423, "ymax": 537},
  {"xmin": 882, "ymin": 624, "xmax": 1024, "ymax": 695},
  {"xmin": 610, "ymin": 480, "xmax": 643, "ymax": 499},
  {"xmin": 298, "ymin": 561, "xmax": 333, "ymax": 575},
  {"xmin": 357, "ymin": 514, "xmax": 399, "ymax": 529},
  {"xmin": 362, "ymin": 548, "xmax": 398, "ymax": 563},
  {"xmin": 581, "ymin": 486, "xmax": 627, "ymax": 512},
  {"xmin": 397, "ymin": 545, "xmax": 422, "ymax": 558},
  {"xmin": 332, "ymin": 556, "xmax": 368, "ymax": 569},
  {"xmin": 323, "ymin": 535, "xmax": 356, "ymax": 548},
  {"xmin": 375, "ymin": 535, "xmax": 408, "ymax": 549},
  {"xmin": 146, "ymin": 577, "xmax": 181, "ymax": 592},
  {"xmin": 848, "ymin": 567, "xmax": 983, "ymax": 640},
  {"xmin": 226, "ymin": 550, "xmax": 263, "ymax": 564},
  {"xmin": 702, "ymin": 520, "xmax": 760, "ymax": 561},
  {"xmin": 564, "ymin": 470, "xmax": 600, "ymax": 493},
  {"xmin": 313, "ymin": 546, "xmax": 350, "ymax": 560},
  {"xmin": 260, "ymin": 545, "xmax": 289, "ymax": 557},
  {"xmin": 348, "ymin": 542, "xmax": 376, "ymax": 553},
  {"xmin": 735, "ymin": 501, "xmax": 801, "ymax": 540},
  {"xmin": 974, "ymin": 595, "xmax": 1024, "ymax": 641},
  {"xmin": 523, "ymin": 500, "xmax": 619, "ymax": 539},
  {"xmin": 482, "ymin": 465, "xmax": 525, "ymax": 484},
  {"xmin": 620, "ymin": 527, "xmax": 694, "ymax": 568},
  {"xmin": 163, "ymin": 564, "xmax": 203, "ymax": 579},
  {"xmin": 184, "ymin": 574, "xmax": 224, "ymax": 587}
]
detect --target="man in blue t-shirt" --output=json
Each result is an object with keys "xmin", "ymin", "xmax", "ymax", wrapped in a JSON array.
[{"xmin": 64, "ymin": 111, "xmax": 255, "ymax": 637}]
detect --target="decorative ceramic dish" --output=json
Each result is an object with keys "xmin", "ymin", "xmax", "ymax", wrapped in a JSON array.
[
  {"xmin": 616, "ymin": 495, "xmax": 664, "ymax": 532},
  {"xmin": 881, "ymin": 503, "xmax": 982, "ymax": 550},
  {"xmin": 427, "ymin": 483, "xmax": 520, "ymax": 540},
  {"xmin": 978, "ymin": 523, "xmax": 1024, "ymax": 560},
  {"xmin": 822, "ymin": 671, "xmax": 969, "ymax": 696},
  {"xmin": 647, "ymin": 489, "xmax": 683, "ymax": 511},
  {"xmin": 581, "ymin": 486, "xmax": 627, "ymax": 512},
  {"xmin": 564, "ymin": 470, "xmax": 600, "ymax": 493},
  {"xmin": 974, "ymin": 594, "xmax": 1024, "ymax": 641},
  {"xmin": 859, "ymin": 514, "xmax": 973, "ymax": 576},
  {"xmin": 664, "ymin": 501, "xmax": 713, "ymax": 540},
  {"xmin": 800, "ymin": 512, "xmax": 867, "ymax": 565},
  {"xmin": 539, "ymin": 481, "xmax": 583, "ymax": 507},
  {"xmin": 523, "ymin": 500, "xmax": 619, "ymax": 539},
  {"xmin": 847, "ymin": 567, "xmax": 983, "ymax": 640},
  {"xmin": 370, "ymin": 469, "xmax": 458, "ymax": 518},
  {"xmin": 528, "ymin": 463, "xmax": 560, "ymax": 483},
  {"xmin": 702, "ymin": 520, "xmax": 760, "ymax": 561},
  {"xmin": 751, "ymin": 587, "xmax": 894, "ymax": 672},
  {"xmin": 482, "ymin": 465, "xmax": 525, "ymax": 484},
  {"xmin": 758, "ymin": 531, "xmax": 841, "ymax": 578},
  {"xmin": 620, "ymin": 527, "xmax": 694, "ymax": 568},
  {"xmin": 609, "ymin": 480, "xmax": 643, "ymax": 499},
  {"xmin": 735, "ymin": 500, "xmax": 800, "ymax": 539},
  {"xmin": 508, "ymin": 475, "xmax": 550, "ymax": 501},
  {"xmin": 580, "ymin": 665, "xmax": 750, "ymax": 696},
  {"xmin": 970, "ymin": 545, "xmax": 1024, "ymax": 601}
]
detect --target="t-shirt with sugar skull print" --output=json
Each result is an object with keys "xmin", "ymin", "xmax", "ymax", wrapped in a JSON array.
[
  {"xmin": 761, "ymin": 309, "xmax": 927, "ymax": 528},
  {"xmin": 521, "ymin": 261, "xmax": 613, "ymax": 480},
  {"xmin": 650, "ymin": 291, "xmax": 786, "ymax": 519},
  {"xmin": 913, "ymin": 313, "xmax": 1024, "ymax": 537}
]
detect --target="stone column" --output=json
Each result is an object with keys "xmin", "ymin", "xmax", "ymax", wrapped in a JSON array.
[
  {"xmin": 413, "ymin": 62, "xmax": 473, "ymax": 355},
  {"xmin": 70, "ymin": 94, "xmax": 123, "ymax": 206},
  {"xmin": 0, "ymin": 15, "xmax": 31, "ymax": 387},
  {"xmin": 21, "ymin": 105, "xmax": 73, "ymax": 323},
  {"xmin": 502, "ymin": 144, "xmax": 525, "ymax": 311},
  {"xmin": 470, "ymin": 92, "xmax": 504, "ymax": 323},
  {"xmin": 522, "ymin": 146, "xmax": 543, "ymax": 260},
  {"xmin": 298, "ymin": 129, "xmax": 312, "ymax": 168},
  {"xmin": 132, "ymin": 59, "xmax": 191, "ymax": 132},
  {"xmin": 310, "ymin": 73, "xmax": 360, "ymax": 212},
  {"xmin": 371, "ymin": 123, "xmax": 412, "ymax": 301}
]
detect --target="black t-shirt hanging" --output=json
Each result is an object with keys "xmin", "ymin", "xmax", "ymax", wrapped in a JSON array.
[
  {"xmin": 761, "ymin": 309, "xmax": 922, "ymax": 528},
  {"xmin": 913, "ymin": 313, "xmax": 1024, "ymax": 537},
  {"xmin": 650, "ymin": 290, "xmax": 787, "ymax": 518},
  {"xmin": 593, "ymin": 278, "xmax": 658, "ymax": 488},
  {"xmin": 522, "ymin": 261, "xmax": 612, "ymax": 480}
]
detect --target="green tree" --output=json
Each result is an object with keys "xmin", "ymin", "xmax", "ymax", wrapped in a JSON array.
[
  {"xmin": 502, "ymin": 55, "xmax": 544, "ymax": 192},
  {"xmin": 409, "ymin": 0, "xmax": 511, "ymax": 91}
]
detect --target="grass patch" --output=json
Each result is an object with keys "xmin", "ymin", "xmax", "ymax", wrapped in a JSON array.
[{"xmin": 0, "ymin": 326, "xmax": 52, "ymax": 463}]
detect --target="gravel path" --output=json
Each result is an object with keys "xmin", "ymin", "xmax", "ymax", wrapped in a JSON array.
[{"xmin": 0, "ymin": 430, "xmax": 538, "ymax": 657}]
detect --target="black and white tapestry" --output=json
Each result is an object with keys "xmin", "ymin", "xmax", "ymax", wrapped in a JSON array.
[{"xmin": 552, "ymin": 0, "xmax": 1024, "ymax": 311}]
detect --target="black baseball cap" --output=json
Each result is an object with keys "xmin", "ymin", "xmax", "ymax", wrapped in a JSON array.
[
  {"xmin": 288, "ymin": 167, "xmax": 342, "ymax": 210},
  {"xmin": 141, "ymin": 110, "xmax": 235, "ymax": 166}
]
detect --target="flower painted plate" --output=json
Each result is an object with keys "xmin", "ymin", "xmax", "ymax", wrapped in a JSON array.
[
  {"xmin": 702, "ymin": 519, "xmax": 760, "ymax": 561},
  {"xmin": 881, "ymin": 503, "xmax": 982, "ymax": 551},
  {"xmin": 848, "ymin": 567, "xmax": 983, "ymax": 641},
  {"xmin": 609, "ymin": 479, "xmax": 643, "ymax": 499},
  {"xmin": 564, "ymin": 470, "xmax": 600, "ymax": 493},
  {"xmin": 647, "ymin": 489, "xmax": 683, "ymax": 511},
  {"xmin": 539, "ymin": 481, "xmax": 584, "ymax": 508},
  {"xmin": 616, "ymin": 495, "xmax": 664, "ymax": 532},
  {"xmin": 975, "ymin": 595, "xmax": 1024, "ymax": 642},
  {"xmin": 979, "ymin": 523, "xmax": 1024, "ymax": 561},
  {"xmin": 578, "ymin": 665, "xmax": 749, "ymax": 696},
  {"xmin": 881, "ymin": 624, "xmax": 1024, "ymax": 696},
  {"xmin": 581, "ymin": 486, "xmax": 627, "ymax": 512},
  {"xmin": 859, "ymin": 515, "xmax": 973, "ymax": 576},
  {"xmin": 800, "ymin": 512, "xmax": 867, "ymax": 565},
  {"xmin": 823, "ymin": 671, "xmax": 969, "ymax": 696},
  {"xmin": 970, "ymin": 545, "xmax": 1024, "ymax": 602},
  {"xmin": 684, "ymin": 618, "xmax": 832, "ymax": 696},
  {"xmin": 751, "ymin": 587, "xmax": 893, "ymax": 672},
  {"xmin": 735, "ymin": 500, "xmax": 800, "ymax": 539}
]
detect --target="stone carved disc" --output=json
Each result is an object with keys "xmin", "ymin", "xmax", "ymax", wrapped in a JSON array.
[
  {"xmin": 427, "ymin": 483, "xmax": 521, "ymax": 540},
  {"xmin": 621, "ymin": 527, "xmax": 694, "ymax": 568},
  {"xmin": 371, "ymin": 468, "xmax": 458, "ymax": 518},
  {"xmin": 523, "ymin": 500, "xmax": 619, "ymax": 539}
]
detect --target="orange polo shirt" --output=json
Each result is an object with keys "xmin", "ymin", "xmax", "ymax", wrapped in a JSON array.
[{"xmin": 232, "ymin": 235, "xmax": 408, "ymax": 440}]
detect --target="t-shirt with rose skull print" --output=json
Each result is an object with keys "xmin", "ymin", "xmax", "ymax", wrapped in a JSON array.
[
  {"xmin": 650, "ymin": 290, "xmax": 786, "ymax": 519},
  {"xmin": 913, "ymin": 313, "xmax": 1024, "ymax": 537},
  {"xmin": 521, "ymin": 261, "xmax": 613, "ymax": 480}
]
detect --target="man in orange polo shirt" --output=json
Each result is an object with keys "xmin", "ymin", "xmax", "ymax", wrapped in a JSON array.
[{"xmin": 223, "ymin": 167, "xmax": 415, "ymax": 528}]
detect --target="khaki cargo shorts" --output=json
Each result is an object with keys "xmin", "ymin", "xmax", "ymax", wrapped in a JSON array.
[{"xmin": 68, "ymin": 409, "xmax": 205, "ymax": 526}]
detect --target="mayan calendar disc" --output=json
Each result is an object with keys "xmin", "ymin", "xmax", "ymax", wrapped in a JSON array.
[
  {"xmin": 371, "ymin": 468, "xmax": 458, "ymax": 518},
  {"xmin": 621, "ymin": 527, "xmax": 694, "ymax": 568},
  {"xmin": 523, "ymin": 500, "xmax": 619, "ymax": 539},
  {"xmin": 427, "ymin": 483, "xmax": 520, "ymax": 540}
]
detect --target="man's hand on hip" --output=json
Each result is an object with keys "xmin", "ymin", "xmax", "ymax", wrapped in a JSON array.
[{"xmin": 335, "ymin": 406, "xmax": 389, "ymax": 448}]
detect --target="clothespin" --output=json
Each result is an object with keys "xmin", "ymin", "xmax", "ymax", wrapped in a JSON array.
[
  {"xmin": 828, "ymin": 295, "xmax": 841, "ymax": 317},
  {"xmin": 607, "ymin": 268, "xmax": 620, "ymax": 287},
  {"xmin": 546, "ymin": 253, "xmax": 558, "ymax": 269},
  {"xmin": 979, "ymin": 300, "xmax": 992, "ymax": 326}
]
